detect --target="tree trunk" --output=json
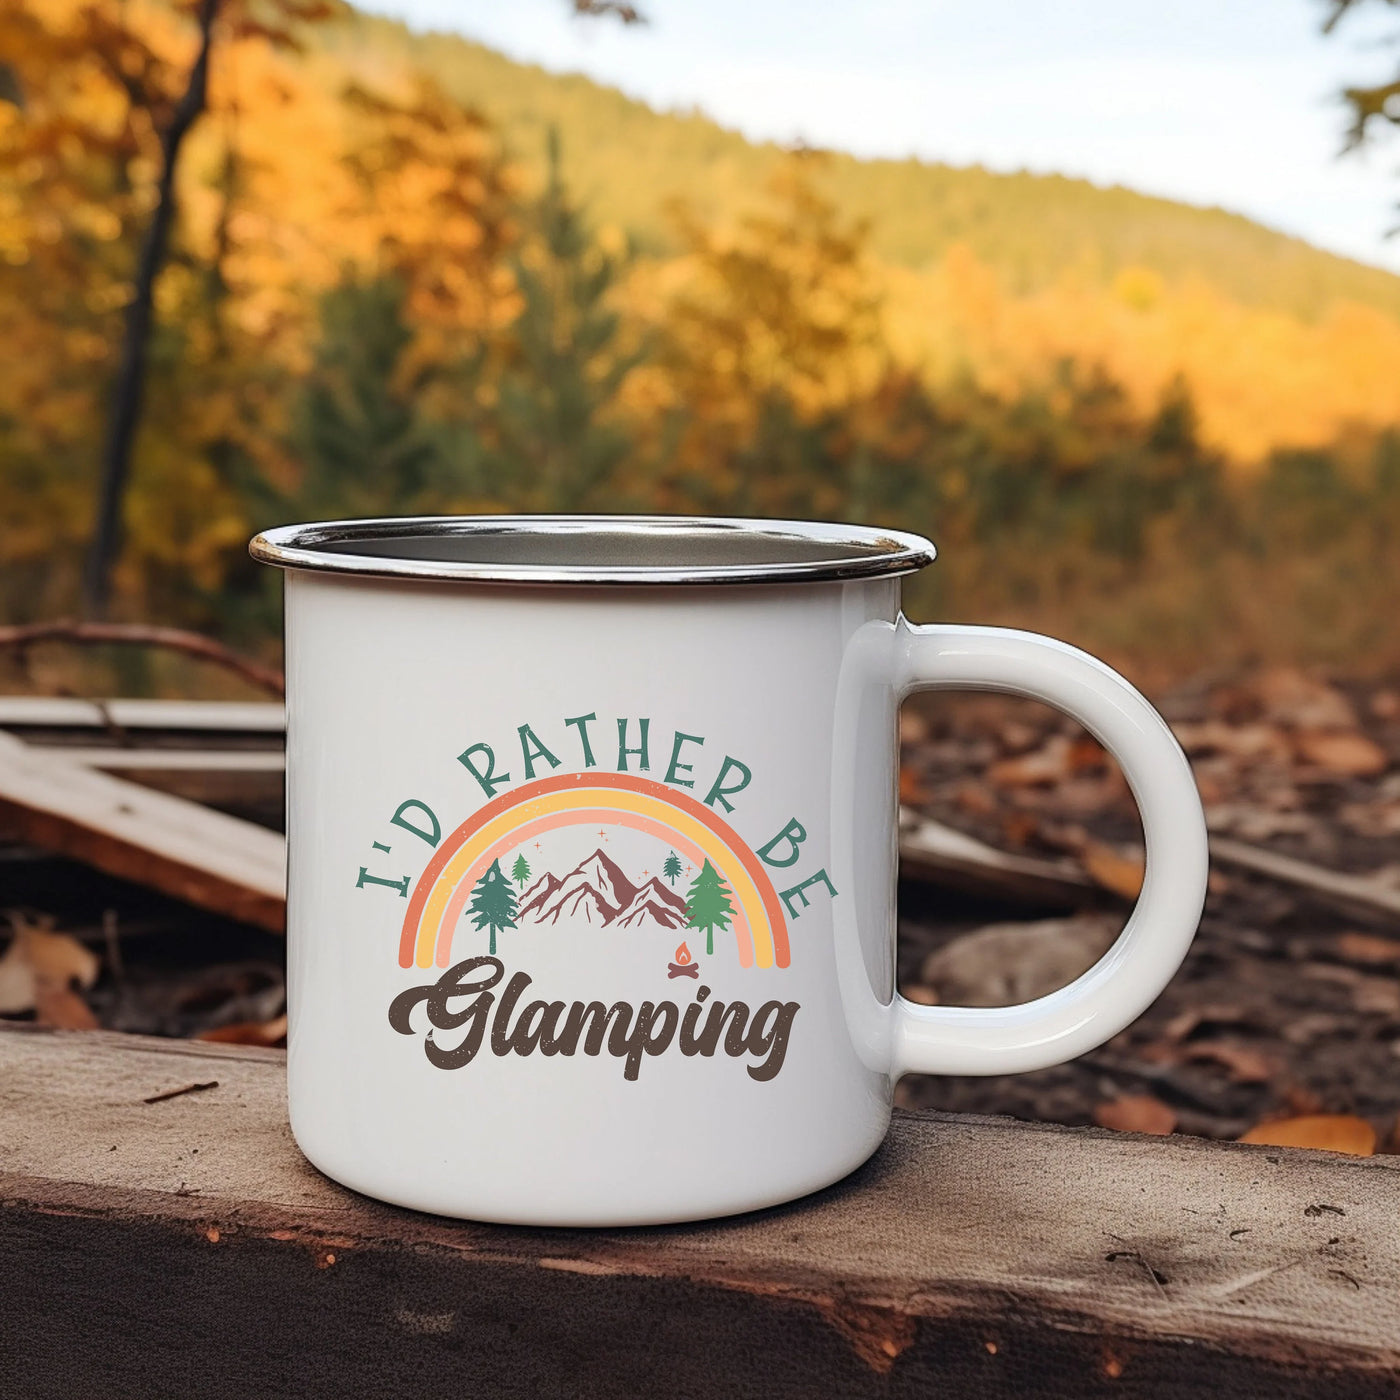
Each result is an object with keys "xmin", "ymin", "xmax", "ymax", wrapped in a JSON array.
[{"xmin": 82, "ymin": 0, "xmax": 221, "ymax": 619}]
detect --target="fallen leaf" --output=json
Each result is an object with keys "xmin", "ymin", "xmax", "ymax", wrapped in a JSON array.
[
  {"xmin": 1370, "ymin": 690, "xmax": 1400, "ymax": 722},
  {"xmin": 1239, "ymin": 1115, "xmax": 1376, "ymax": 1156},
  {"xmin": 20, "ymin": 926, "xmax": 100, "ymax": 991},
  {"xmin": 1293, "ymin": 729, "xmax": 1389, "ymax": 778},
  {"xmin": 1283, "ymin": 1084, "xmax": 1326, "ymax": 1117},
  {"xmin": 1250, "ymin": 669, "xmax": 1357, "ymax": 731},
  {"xmin": 899, "ymin": 709, "xmax": 930, "ymax": 746},
  {"xmin": 1162, "ymin": 1003, "xmax": 1253, "ymax": 1043},
  {"xmin": 1171, "ymin": 720, "xmax": 1290, "ymax": 763},
  {"xmin": 1351, "ymin": 978, "xmax": 1400, "ymax": 1017},
  {"xmin": 1282, "ymin": 1012, "xmax": 1346, "ymax": 1046},
  {"xmin": 0, "ymin": 940, "xmax": 37, "ymax": 1015},
  {"xmin": 953, "ymin": 780, "xmax": 997, "ymax": 818},
  {"xmin": 999, "ymin": 810, "xmax": 1040, "ymax": 848},
  {"xmin": 198, "ymin": 1012, "xmax": 287, "ymax": 1047},
  {"xmin": 1082, "ymin": 840, "xmax": 1145, "ymax": 900},
  {"xmin": 0, "ymin": 916, "xmax": 101, "ymax": 1018},
  {"xmin": 1094, "ymin": 1095, "xmax": 1177, "ymax": 1136},
  {"xmin": 1065, "ymin": 736, "xmax": 1109, "ymax": 773},
  {"xmin": 1335, "ymin": 932, "xmax": 1400, "ymax": 965},
  {"xmin": 1179, "ymin": 1040, "xmax": 1274, "ymax": 1084},
  {"xmin": 898, "ymin": 765, "xmax": 930, "ymax": 806},
  {"xmin": 1043, "ymin": 774, "xmax": 1129, "ymax": 817},
  {"xmin": 900, "ymin": 985, "xmax": 939, "ymax": 1006},
  {"xmin": 1205, "ymin": 804, "xmax": 1318, "ymax": 841},
  {"xmin": 997, "ymin": 720, "xmax": 1040, "ymax": 753},
  {"xmin": 988, "ymin": 735, "xmax": 1073, "ymax": 787},
  {"xmin": 34, "ymin": 983, "xmax": 99, "ymax": 1030}
]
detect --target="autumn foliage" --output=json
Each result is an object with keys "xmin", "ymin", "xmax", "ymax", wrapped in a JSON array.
[{"xmin": 3, "ymin": 0, "xmax": 1400, "ymax": 685}]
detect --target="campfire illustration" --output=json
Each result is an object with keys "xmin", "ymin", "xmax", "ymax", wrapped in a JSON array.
[{"xmin": 667, "ymin": 941, "xmax": 700, "ymax": 979}]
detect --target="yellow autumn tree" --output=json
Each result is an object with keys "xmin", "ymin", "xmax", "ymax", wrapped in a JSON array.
[{"xmin": 627, "ymin": 157, "xmax": 885, "ymax": 514}]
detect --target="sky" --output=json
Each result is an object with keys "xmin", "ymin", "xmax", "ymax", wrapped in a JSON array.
[{"xmin": 362, "ymin": 0, "xmax": 1400, "ymax": 273}]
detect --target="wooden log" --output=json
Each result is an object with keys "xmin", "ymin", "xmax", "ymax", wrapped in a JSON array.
[
  {"xmin": 1, "ymin": 1023, "xmax": 1397, "ymax": 1398},
  {"xmin": 0, "ymin": 732, "xmax": 285, "ymax": 931}
]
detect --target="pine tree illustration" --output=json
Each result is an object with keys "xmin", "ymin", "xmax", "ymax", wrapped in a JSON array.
[
  {"xmin": 511, "ymin": 852, "xmax": 531, "ymax": 890},
  {"xmin": 467, "ymin": 858, "xmax": 518, "ymax": 956},
  {"xmin": 684, "ymin": 858, "xmax": 735, "ymax": 957},
  {"xmin": 662, "ymin": 851, "xmax": 682, "ymax": 886}
]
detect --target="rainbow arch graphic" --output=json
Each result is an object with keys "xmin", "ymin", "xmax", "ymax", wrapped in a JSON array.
[{"xmin": 399, "ymin": 772, "xmax": 791, "ymax": 972}]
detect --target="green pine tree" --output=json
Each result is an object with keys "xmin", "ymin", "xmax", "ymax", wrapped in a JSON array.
[
  {"xmin": 684, "ymin": 858, "xmax": 736, "ymax": 957},
  {"xmin": 286, "ymin": 276, "xmax": 476, "ymax": 521},
  {"xmin": 511, "ymin": 852, "xmax": 532, "ymax": 889},
  {"xmin": 467, "ymin": 858, "xmax": 519, "ymax": 956},
  {"xmin": 662, "ymin": 851, "xmax": 682, "ymax": 886},
  {"xmin": 483, "ymin": 128, "xmax": 642, "ymax": 511}
]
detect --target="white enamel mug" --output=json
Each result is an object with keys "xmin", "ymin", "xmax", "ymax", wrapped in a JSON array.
[{"xmin": 251, "ymin": 516, "xmax": 1208, "ymax": 1226}]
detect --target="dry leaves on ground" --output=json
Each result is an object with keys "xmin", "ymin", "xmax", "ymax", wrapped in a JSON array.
[
  {"xmin": 1238, "ymin": 1114, "xmax": 1377, "ymax": 1156},
  {"xmin": 1293, "ymin": 729, "xmax": 1389, "ymax": 778},
  {"xmin": 1174, "ymin": 1041, "xmax": 1275, "ymax": 1084},
  {"xmin": 1334, "ymin": 932, "xmax": 1400, "ymax": 965},
  {"xmin": 0, "ymin": 913, "xmax": 100, "ymax": 1027},
  {"xmin": 198, "ymin": 1012, "xmax": 288, "ymax": 1047},
  {"xmin": 1080, "ymin": 839, "xmax": 1146, "ymax": 901},
  {"xmin": 1094, "ymin": 1095, "xmax": 1177, "ymax": 1136}
]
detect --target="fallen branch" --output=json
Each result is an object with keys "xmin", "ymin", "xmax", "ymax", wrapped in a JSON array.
[
  {"xmin": 898, "ymin": 809, "xmax": 1098, "ymax": 908},
  {"xmin": 143, "ymin": 1080, "xmax": 219, "ymax": 1105},
  {"xmin": 1210, "ymin": 834, "xmax": 1400, "ymax": 924},
  {"xmin": 0, "ymin": 621, "xmax": 284, "ymax": 699},
  {"xmin": 900, "ymin": 807, "xmax": 1400, "ymax": 927}
]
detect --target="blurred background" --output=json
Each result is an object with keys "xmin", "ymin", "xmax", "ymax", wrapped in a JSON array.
[
  {"xmin": 3, "ymin": 0, "xmax": 1400, "ymax": 1150},
  {"xmin": 4, "ymin": 0, "xmax": 1400, "ymax": 687}
]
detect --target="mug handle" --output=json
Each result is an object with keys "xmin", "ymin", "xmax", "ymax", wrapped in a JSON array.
[{"xmin": 888, "ymin": 621, "xmax": 1209, "ymax": 1079}]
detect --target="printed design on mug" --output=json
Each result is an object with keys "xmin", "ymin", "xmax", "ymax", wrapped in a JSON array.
[
  {"xmin": 398, "ymin": 771, "xmax": 791, "ymax": 972},
  {"xmin": 355, "ymin": 713, "xmax": 841, "ymax": 1083}
]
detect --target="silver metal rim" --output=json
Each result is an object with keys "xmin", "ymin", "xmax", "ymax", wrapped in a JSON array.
[{"xmin": 249, "ymin": 515, "xmax": 937, "ymax": 586}]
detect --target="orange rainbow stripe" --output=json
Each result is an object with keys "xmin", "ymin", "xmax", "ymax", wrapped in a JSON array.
[{"xmin": 399, "ymin": 772, "xmax": 790, "ymax": 971}]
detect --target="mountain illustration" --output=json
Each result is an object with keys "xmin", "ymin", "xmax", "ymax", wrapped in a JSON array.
[
  {"xmin": 614, "ymin": 877, "xmax": 689, "ymax": 930},
  {"xmin": 517, "ymin": 870, "xmax": 562, "ymax": 919},
  {"xmin": 513, "ymin": 848, "xmax": 692, "ymax": 931},
  {"xmin": 568, "ymin": 848, "xmax": 641, "ymax": 911},
  {"xmin": 533, "ymin": 879, "xmax": 620, "ymax": 926}
]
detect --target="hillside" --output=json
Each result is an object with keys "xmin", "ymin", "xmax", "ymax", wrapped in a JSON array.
[{"xmin": 324, "ymin": 11, "xmax": 1400, "ymax": 326}]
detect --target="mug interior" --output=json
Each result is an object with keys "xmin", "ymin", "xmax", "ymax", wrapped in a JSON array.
[{"xmin": 250, "ymin": 515, "xmax": 936, "ymax": 586}]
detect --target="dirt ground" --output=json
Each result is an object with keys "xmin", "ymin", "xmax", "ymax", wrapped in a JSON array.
[{"xmin": 895, "ymin": 667, "xmax": 1400, "ymax": 1150}]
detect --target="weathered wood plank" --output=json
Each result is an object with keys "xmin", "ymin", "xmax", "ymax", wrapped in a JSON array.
[
  {"xmin": 0, "ymin": 732, "xmax": 285, "ymax": 930},
  {"xmin": 35, "ymin": 747, "xmax": 287, "ymax": 818},
  {"xmin": 0, "ymin": 696, "xmax": 285, "ymax": 732},
  {"xmin": 1, "ymin": 1024, "xmax": 1397, "ymax": 1398},
  {"xmin": 33, "ymin": 748, "xmax": 285, "ymax": 771}
]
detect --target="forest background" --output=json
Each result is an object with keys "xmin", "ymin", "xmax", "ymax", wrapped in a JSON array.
[{"xmin": 4, "ymin": 0, "xmax": 1400, "ymax": 695}]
